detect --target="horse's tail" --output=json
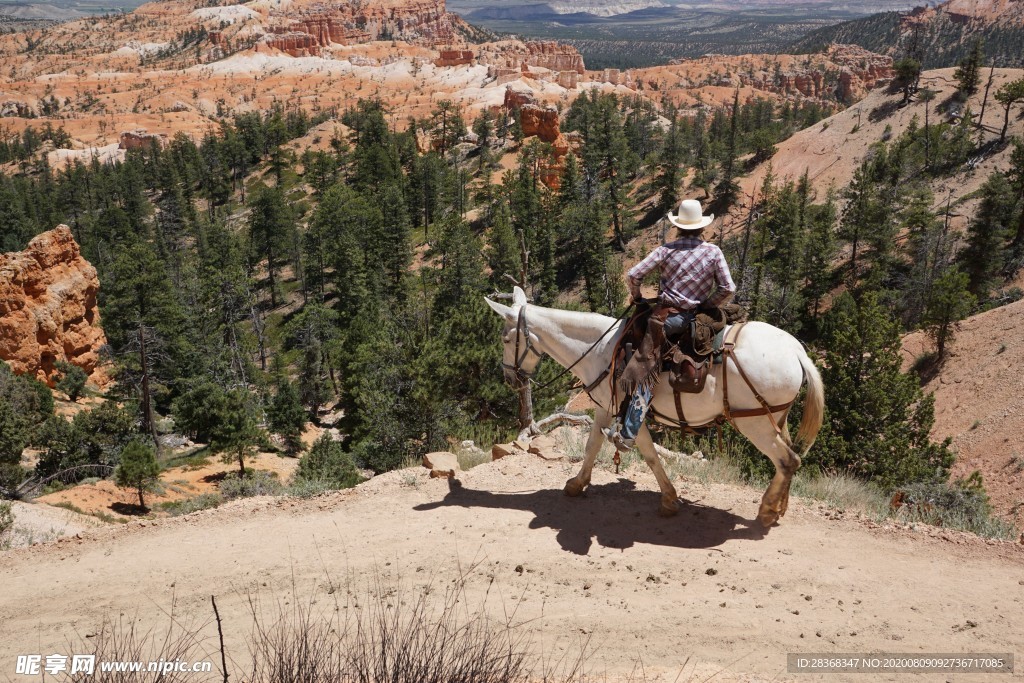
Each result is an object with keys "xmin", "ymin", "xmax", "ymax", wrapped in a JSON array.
[{"xmin": 794, "ymin": 346, "xmax": 824, "ymax": 454}]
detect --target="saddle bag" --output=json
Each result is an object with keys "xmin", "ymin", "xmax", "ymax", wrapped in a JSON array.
[{"xmin": 668, "ymin": 346, "xmax": 710, "ymax": 394}]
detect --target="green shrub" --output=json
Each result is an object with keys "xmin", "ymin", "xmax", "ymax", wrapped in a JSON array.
[
  {"xmin": 114, "ymin": 440, "xmax": 161, "ymax": 509},
  {"xmin": 220, "ymin": 470, "xmax": 284, "ymax": 500},
  {"xmin": 56, "ymin": 361, "xmax": 88, "ymax": 402},
  {"xmin": 894, "ymin": 473, "xmax": 1017, "ymax": 539},
  {"xmin": 296, "ymin": 434, "xmax": 361, "ymax": 490},
  {"xmin": 286, "ymin": 478, "xmax": 336, "ymax": 499},
  {"xmin": 157, "ymin": 493, "xmax": 223, "ymax": 516}
]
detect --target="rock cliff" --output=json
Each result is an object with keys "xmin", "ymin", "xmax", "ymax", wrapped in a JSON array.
[{"xmin": 0, "ymin": 226, "xmax": 106, "ymax": 388}]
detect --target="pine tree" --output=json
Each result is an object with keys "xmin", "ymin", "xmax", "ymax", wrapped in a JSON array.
[
  {"xmin": 953, "ymin": 39, "xmax": 985, "ymax": 100},
  {"xmin": 714, "ymin": 89, "xmax": 741, "ymax": 209},
  {"xmin": 894, "ymin": 57, "xmax": 922, "ymax": 104},
  {"xmin": 959, "ymin": 172, "xmax": 1015, "ymax": 297},
  {"xmin": 247, "ymin": 183, "xmax": 294, "ymax": 309},
  {"xmin": 816, "ymin": 292, "xmax": 954, "ymax": 488},
  {"xmin": 115, "ymin": 440, "xmax": 161, "ymax": 509},
  {"xmin": 800, "ymin": 191, "xmax": 837, "ymax": 332},
  {"xmin": 995, "ymin": 77, "xmax": 1024, "ymax": 142},
  {"xmin": 209, "ymin": 389, "xmax": 261, "ymax": 476},
  {"xmin": 487, "ymin": 200, "xmax": 520, "ymax": 289},
  {"xmin": 922, "ymin": 268, "xmax": 975, "ymax": 361},
  {"xmin": 430, "ymin": 100, "xmax": 467, "ymax": 158},
  {"xmin": 268, "ymin": 379, "xmax": 306, "ymax": 454},
  {"xmin": 655, "ymin": 109, "xmax": 684, "ymax": 212}
]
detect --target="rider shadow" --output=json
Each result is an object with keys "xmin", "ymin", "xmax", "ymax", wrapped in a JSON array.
[{"xmin": 413, "ymin": 477, "xmax": 768, "ymax": 556}]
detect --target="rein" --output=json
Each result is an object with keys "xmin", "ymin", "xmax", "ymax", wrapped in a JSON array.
[{"xmin": 506, "ymin": 302, "xmax": 634, "ymax": 392}]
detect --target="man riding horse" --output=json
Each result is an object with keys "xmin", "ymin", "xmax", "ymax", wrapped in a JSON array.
[{"xmin": 605, "ymin": 198, "xmax": 736, "ymax": 452}]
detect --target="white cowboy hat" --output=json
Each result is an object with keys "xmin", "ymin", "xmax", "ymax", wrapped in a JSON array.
[{"xmin": 667, "ymin": 198, "xmax": 714, "ymax": 232}]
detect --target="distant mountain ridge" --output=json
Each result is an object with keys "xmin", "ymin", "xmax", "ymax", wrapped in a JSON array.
[{"xmin": 790, "ymin": 0, "xmax": 1024, "ymax": 67}]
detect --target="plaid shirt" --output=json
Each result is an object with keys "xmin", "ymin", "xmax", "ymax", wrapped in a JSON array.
[{"xmin": 627, "ymin": 236, "xmax": 736, "ymax": 310}]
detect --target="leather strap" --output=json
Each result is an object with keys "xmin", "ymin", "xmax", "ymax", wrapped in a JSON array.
[
  {"xmin": 674, "ymin": 389, "xmax": 686, "ymax": 426},
  {"xmin": 719, "ymin": 323, "xmax": 789, "ymax": 438}
]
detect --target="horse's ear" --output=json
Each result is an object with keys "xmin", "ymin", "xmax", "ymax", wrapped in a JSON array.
[
  {"xmin": 512, "ymin": 286, "xmax": 528, "ymax": 306},
  {"xmin": 484, "ymin": 297, "xmax": 513, "ymax": 320}
]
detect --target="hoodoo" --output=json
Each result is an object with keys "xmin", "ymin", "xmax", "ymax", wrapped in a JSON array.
[{"xmin": 0, "ymin": 226, "xmax": 106, "ymax": 388}]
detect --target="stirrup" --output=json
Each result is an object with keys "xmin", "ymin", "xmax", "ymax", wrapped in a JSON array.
[{"xmin": 601, "ymin": 426, "xmax": 634, "ymax": 453}]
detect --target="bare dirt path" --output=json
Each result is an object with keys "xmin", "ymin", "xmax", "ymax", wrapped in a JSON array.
[{"xmin": 2, "ymin": 453, "xmax": 1022, "ymax": 682}]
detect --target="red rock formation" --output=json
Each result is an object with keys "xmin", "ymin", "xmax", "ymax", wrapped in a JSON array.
[
  {"xmin": 434, "ymin": 49, "xmax": 474, "ymax": 67},
  {"xmin": 119, "ymin": 130, "xmax": 166, "ymax": 151},
  {"xmin": 0, "ymin": 226, "xmax": 107, "ymax": 388},
  {"xmin": 521, "ymin": 41, "xmax": 585, "ymax": 74},
  {"xmin": 503, "ymin": 87, "xmax": 570, "ymax": 188},
  {"xmin": 264, "ymin": 30, "xmax": 322, "ymax": 56},
  {"xmin": 503, "ymin": 86, "xmax": 537, "ymax": 111},
  {"xmin": 267, "ymin": 0, "xmax": 457, "ymax": 50},
  {"xmin": 519, "ymin": 104, "xmax": 561, "ymax": 145}
]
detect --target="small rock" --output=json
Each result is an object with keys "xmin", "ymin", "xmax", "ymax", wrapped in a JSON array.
[
  {"xmin": 491, "ymin": 443, "xmax": 516, "ymax": 460},
  {"xmin": 805, "ymin": 595, "xmax": 813, "ymax": 601},
  {"xmin": 527, "ymin": 434, "xmax": 564, "ymax": 460},
  {"xmin": 422, "ymin": 451, "xmax": 460, "ymax": 478},
  {"xmin": 515, "ymin": 565, "xmax": 524, "ymax": 574},
  {"xmin": 705, "ymin": 568, "xmax": 718, "ymax": 576}
]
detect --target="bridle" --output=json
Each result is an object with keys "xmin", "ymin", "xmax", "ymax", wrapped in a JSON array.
[
  {"xmin": 502, "ymin": 305, "xmax": 544, "ymax": 383},
  {"xmin": 501, "ymin": 302, "xmax": 634, "ymax": 392}
]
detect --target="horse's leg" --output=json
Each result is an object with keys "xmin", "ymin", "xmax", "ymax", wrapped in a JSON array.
[
  {"xmin": 734, "ymin": 417, "xmax": 801, "ymax": 527},
  {"xmin": 564, "ymin": 407, "xmax": 612, "ymax": 497},
  {"xmin": 635, "ymin": 423, "xmax": 679, "ymax": 517},
  {"xmin": 776, "ymin": 410, "xmax": 796, "ymax": 517}
]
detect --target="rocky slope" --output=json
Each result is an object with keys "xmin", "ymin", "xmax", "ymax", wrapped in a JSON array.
[
  {"xmin": 635, "ymin": 44, "xmax": 893, "ymax": 109},
  {"xmin": 0, "ymin": 225, "xmax": 106, "ymax": 388},
  {"xmin": 720, "ymin": 66, "xmax": 1024, "ymax": 237},
  {"xmin": 903, "ymin": 298, "xmax": 1024, "ymax": 526}
]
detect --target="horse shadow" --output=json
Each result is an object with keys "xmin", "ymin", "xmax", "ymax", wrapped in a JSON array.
[{"xmin": 413, "ymin": 477, "xmax": 768, "ymax": 556}]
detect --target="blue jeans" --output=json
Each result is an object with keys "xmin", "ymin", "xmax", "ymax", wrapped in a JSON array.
[
  {"xmin": 620, "ymin": 311, "xmax": 694, "ymax": 441},
  {"xmin": 621, "ymin": 383, "xmax": 653, "ymax": 442}
]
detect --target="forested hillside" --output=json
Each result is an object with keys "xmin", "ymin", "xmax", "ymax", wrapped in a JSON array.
[
  {"xmin": 2, "ymin": 59, "xmax": 1024, "ymax": 533},
  {"xmin": 791, "ymin": 5, "xmax": 1024, "ymax": 68}
]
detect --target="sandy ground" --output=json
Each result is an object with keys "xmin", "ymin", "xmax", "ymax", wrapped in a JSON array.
[
  {"xmin": 33, "ymin": 451, "xmax": 299, "ymax": 519},
  {"xmin": 2, "ymin": 451, "xmax": 1022, "ymax": 682}
]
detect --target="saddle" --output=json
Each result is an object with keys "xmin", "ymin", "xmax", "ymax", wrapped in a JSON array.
[{"xmin": 614, "ymin": 301, "xmax": 747, "ymax": 401}]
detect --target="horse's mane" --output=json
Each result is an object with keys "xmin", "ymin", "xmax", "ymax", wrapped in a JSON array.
[{"xmin": 527, "ymin": 305, "xmax": 621, "ymax": 343}]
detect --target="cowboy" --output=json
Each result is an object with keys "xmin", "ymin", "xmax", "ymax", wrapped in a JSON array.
[{"xmin": 607, "ymin": 198, "xmax": 736, "ymax": 452}]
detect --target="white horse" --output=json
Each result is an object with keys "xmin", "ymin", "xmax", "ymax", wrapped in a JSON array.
[{"xmin": 485, "ymin": 287, "xmax": 824, "ymax": 527}]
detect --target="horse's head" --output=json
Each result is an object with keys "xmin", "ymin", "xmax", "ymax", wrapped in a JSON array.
[{"xmin": 484, "ymin": 286, "xmax": 544, "ymax": 385}]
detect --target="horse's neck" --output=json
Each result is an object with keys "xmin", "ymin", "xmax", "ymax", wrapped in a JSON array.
[{"xmin": 528, "ymin": 306, "xmax": 620, "ymax": 383}]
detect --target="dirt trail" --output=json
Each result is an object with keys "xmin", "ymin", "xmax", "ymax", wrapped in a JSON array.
[{"xmin": 2, "ymin": 453, "xmax": 1022, "ymax": 682}]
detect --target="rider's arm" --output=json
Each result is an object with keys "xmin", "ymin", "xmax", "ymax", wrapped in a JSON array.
[
  {"xmin": 626, "ymin": 247, "xmax": 665, "ymax": 301},
  {"xmin": 707, "ymin": 247, "xmax": 737, "ymax": 307}
]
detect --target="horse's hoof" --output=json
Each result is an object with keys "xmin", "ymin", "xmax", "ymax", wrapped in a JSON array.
[
  {"xmin": 564, "ymin": 478, "xmax": 586, "ymax": 497},
  {"xmin": 658, "ymin": 500, "xmax": 679, "ymax": 518},
  {"xmin": 757, "ymin": 506, "xmax": 780, "ymax": 528}
]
